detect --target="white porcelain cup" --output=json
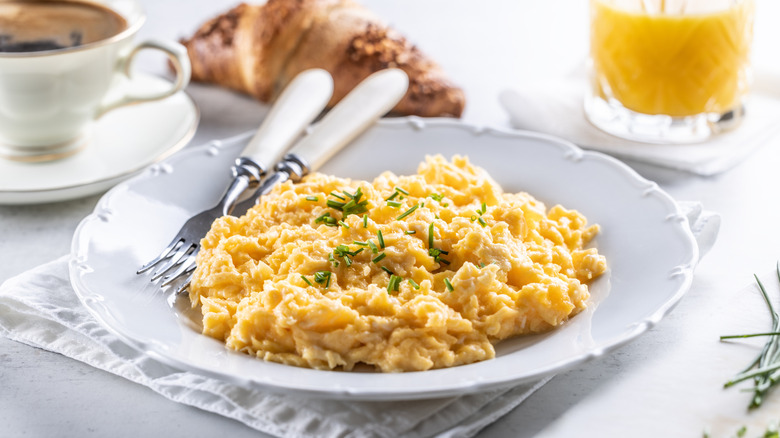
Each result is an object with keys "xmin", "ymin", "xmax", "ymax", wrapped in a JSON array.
[{"xmin": 0, "ymin": 0, "xmax": 191, "ymax": 162}]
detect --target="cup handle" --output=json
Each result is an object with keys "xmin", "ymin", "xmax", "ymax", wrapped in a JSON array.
[{"xmin": 96, "ymin": 39, "xmax": 191, "ymax": 117}]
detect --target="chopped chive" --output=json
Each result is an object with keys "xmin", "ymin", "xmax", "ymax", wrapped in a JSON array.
[
  {"xmin": 479, "ymin": 262, "xmax": 486, "ymax": 268},
  {"xmin": 385, "ymin": 191, "xmax": 400, "ymax": 202},
  {"xmin": 478, "ymin": 217, "xmax": 487, "ymax": 227},
  {"xmin": 363, "ymin": 214, "xmax": 368, "ymax": 228},
  {"xmin": 428, "ymin": 223, "xmax": 435, "ymax": 248},
  {"xmin": 408, "ymin": 278, "xmax": 420, "ymax": 290},
  {"xmin": 301, "ymin": 275, "xmax": 314, "ymax": 287},
  {"xmin": 314, "ymin": 271, "xmax": 332, "ymax": 288},
  {"xmin": 396, "ymin": 203, "xmax": 420, "ymax": 220},
  {"xmin": 387, "ymin": 275, "xmax": 401, "ymax": 293},
  {"xmin": 333, "ymin": 245, "xmax": 365, "ymax": 267},
  {"xmin": 327, "ymin": 199, "xmax": 346, "ymax": 210},
  {"xmin": 372, "ymin": 253, "xmax": 386, "ymax": 263},
  {"xmin": 327, "ymin": 187, "xmax": 368, "ymax": 217},
  {"xmin": 381, "ymin": 266, "xmax": 393, "ymax": 275},
  {"xmin": 429, "ymin": 193, "xmax": 444, "ymax": 202},
  {"xmin": 470, "ymin": 215, "xmax": 478, "ymax": 222},
  {"xmin": 396, "ymin": 187, "xmax": 409, "ymax": 195},
  {"xmin": 339, "ymin": 220, "xmax": 350, "ymax": 228},
  {"xmin": 305, "ymin": 195, "xmax": 319, "ymax": 202},
  {"xmin": 428, "ymin": 247, "xmax": 450, "ymax": 265},
  {"xmin": 405, "ymin": 230, "xmax": 416, "ymax": 235},
  {"xmin": 377, "ymin": 230, "xmax": 385, "ymax": 248},
  {"xmin": 368, "ymin": 240, "xmax": 378, "ymax": 254},
  {"xmin": 444, "ymin": 278, "xmax": 454, "ymax": 292},
  {"xmin": 315, "ymin": 212, "xmax": 339, "ymax": 227},
  {"xmin": 353, "ymin": 241, "xmax": 369, "ymax": 247},
  {"xmin": 387, "ymin": 200, "xmax": 403, "ymax": 208}
]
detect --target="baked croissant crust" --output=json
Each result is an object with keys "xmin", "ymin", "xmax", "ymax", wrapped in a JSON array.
[{"xmin": 181, "ymin": 0, "xmax": 466, "ymax": 118}]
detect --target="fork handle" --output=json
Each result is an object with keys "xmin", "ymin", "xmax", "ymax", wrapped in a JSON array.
[
  {"xmin": 241, "ymin": 69, "xmax": 334, "ymax": 172},
  {"xmin": 231, "ymin": 69, "xmax": 409, "ymax": 216}
]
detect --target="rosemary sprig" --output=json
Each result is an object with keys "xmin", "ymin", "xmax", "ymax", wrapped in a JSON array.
[{"xmin": 723, "ymin": 262, "xmax": 780, "ymax": 409}]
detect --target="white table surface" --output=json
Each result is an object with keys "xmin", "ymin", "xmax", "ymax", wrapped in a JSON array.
[{"xmin": 3, "ymin": 1, "xmax": 780, "ymax": 437}]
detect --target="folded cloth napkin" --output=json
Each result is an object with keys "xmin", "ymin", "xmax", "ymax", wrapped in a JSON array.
[
  {"xmin": 0, "ymin": 203, "xmax": 718, "ymax": 438},
  {"xmin": 499, "ymin": 77, "xmax": 780, "ymax": 176}
]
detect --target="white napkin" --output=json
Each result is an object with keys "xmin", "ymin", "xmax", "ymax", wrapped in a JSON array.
[
  {"xmin": 499, "ymin": 77, "xmax": 780, "ymax": 176},
  {"xmin": 0, "ymin": 203, "xmax": 718, "ymax": 438}
]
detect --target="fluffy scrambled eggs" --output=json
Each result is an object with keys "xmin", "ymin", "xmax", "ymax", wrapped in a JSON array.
[{"xmin": 190, "ymin": 155, "xmax": 607, "ymax": 372}]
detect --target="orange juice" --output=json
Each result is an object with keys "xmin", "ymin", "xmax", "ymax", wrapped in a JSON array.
[{"xmin": 590, "ymin": 0, "xmax": 754, "ymax": 117}]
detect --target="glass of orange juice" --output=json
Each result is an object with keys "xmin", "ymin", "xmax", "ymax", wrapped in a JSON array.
[{"xmin": 585, "ymin": 0, "xmax": 755, "ymax": 144}]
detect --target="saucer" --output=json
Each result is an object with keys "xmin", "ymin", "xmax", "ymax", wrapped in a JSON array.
[{"xmin": 0, "ymin": 73, "xmax": 199, "ymax": 204}]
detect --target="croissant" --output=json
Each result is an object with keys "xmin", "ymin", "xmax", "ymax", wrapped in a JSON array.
[{"xmin": 180, "ymin": 0, "xmax": 465, "ymax": 118}]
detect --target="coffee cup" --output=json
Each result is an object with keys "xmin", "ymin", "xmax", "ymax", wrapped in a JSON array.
[{"xmin": 0, "ymin": 0, "xmax": 191, "ymax": 162}]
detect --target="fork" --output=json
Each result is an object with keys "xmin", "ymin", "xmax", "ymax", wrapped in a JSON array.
[
  {"xmin": 136, "ymin": 69, "xmax": 334, "ymax": 286},
  {"xmin": 166, "ymin": 68, "xmax": 409, "ymax": 291}
]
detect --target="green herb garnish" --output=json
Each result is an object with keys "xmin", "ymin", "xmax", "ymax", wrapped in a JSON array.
[
  {"xmin": 387, "ymin": 200, "xmax": 403, "ymax": 208},
  {"xmin": 429, "ymin": 193, "xmax": 444, "ymax": 202},
  {"xmin": 333, "ymin": 245, "xmax": 363, "ymax": 267},
  {"xmin": 408, "ymin": 278, "xmax": 420, "ymax": 290},
  {"xmin": 381, "ymin": 266, "xmax": 393, "ymax": 275},
  {"xmin": 372, "ymin": 253, "xmax": 386, "ymax": 263},
  {"xmin": 301, "ymin": 275, "xmax": 314, "ymax": 287},
  {"xmin": 723, "ymin": 262, "xmax": 780, "ymax": 409},
  {"xmin": 426, "ymin": 222, "xmax": 450, "ymax": 265},
  {"xmin": 305, "ymin": 195, "xmax": 319, "ymax": 202},
  {"xmin": 314, "ymin": 270, "xmax": 332, "ymax": 288},
  {"xmin": 387, "ymin": 275, "xmax": 402, "ymax": 293},
  {"xmin": 428, "ymin": 247, "xmax": 450, "ymax": 265},
  {"xmin": 396, "ymin": 203, "xmax": 420, "ymax": 220},
  {"xmin": 368, "ymin": 240, "xmax": 379, "ymax": 254},
  {"xmin": 377, "ymin": 230, "xmax": 385, "ymax": 248},
  {"xmin": 444, "ymin": 278, "xmax": 454, "ymax": 292},
  {"xmin": 327, "ymin": 187, "xmax": 368, "ymax": 217},
  {"xmin": 363, "ymin": 214, "xmax": 368, "ymax": 228},
  {"xmin": 315, "ymin": 212, "xmax": 339, "ymax": 227},
  {"xmin": 405, "ymin": 230, "xmax": 416, "ymax": 235}
]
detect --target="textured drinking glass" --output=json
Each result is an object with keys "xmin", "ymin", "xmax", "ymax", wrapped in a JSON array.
[{"xmin": 585, "ymin": 0, "xmax": 755, "ymax": 144}]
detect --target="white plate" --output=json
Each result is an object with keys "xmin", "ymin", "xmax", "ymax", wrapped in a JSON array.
[
  {"xmin": 70, "ymin": 118, "xmax": 699, "ymax": 400},
  {"xmin": 0, "ymin": 73, "xmax": 199, "ymax": 204}
]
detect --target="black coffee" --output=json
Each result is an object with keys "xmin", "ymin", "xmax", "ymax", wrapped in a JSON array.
[{"xmin": 0, "ymin": 1, "xmax": 127, "ymax": 53}]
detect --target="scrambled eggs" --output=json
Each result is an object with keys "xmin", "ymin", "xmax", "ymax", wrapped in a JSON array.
[{"xmin": 190, "ymin": 155, "xmax": 607, "ymax": 372}]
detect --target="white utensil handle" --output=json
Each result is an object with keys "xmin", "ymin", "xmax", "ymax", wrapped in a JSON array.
[
  {"xmin": 242, "ymin": 69, "xmax": 333, "ymax": 168},
  {"xmin": 288, "ymin": 68, "xmax": 409, "ymax": 171}
]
